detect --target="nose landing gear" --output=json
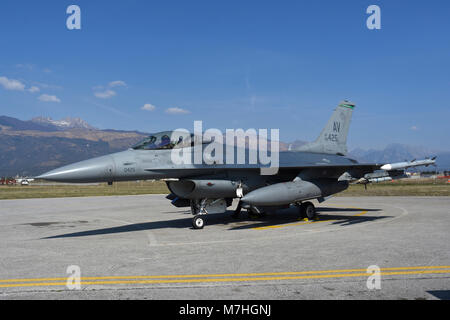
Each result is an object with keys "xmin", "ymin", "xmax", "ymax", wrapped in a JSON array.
[
  {"xmin": 191, "ymin": 199, "xmax": 207, "ymax": 229},
  {"xmin": 192, "ymin": 215, "xmax": 205, "ymax": 229}
]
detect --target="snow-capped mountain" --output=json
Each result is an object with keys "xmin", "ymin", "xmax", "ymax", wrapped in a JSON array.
[{"xmin": 31, "ymin": 116, "xmax": 97, "ymax": 130}]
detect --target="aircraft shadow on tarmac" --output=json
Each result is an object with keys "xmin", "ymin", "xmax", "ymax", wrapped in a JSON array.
[
  {"xmin": 427, "ymin": 291, "xmax": 450, "ymax": 300},
  {"xmin": 227, "ymin": 207, "xmax": 386, "ymax": 230},
  {"xmin": 42, "ymin": 207, "xmax": 387, "ymax": 239}
]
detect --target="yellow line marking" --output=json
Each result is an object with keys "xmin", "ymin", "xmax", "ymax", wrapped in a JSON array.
[
  {"xmin": 353, "ymin": 210, "xmax": 369, "ymax": 217},
  {"xmin": 1, "ymin": 269, "xmax": 450, "ymax": 288},
  {"xmin": 1, "ymin": 266, "xmax": 450, "ymax": 287}
]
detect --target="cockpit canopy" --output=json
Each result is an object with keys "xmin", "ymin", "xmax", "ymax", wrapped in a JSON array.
[{"xmin": 132, "ymin": 130, "xmax": 193, "ymax": 150}]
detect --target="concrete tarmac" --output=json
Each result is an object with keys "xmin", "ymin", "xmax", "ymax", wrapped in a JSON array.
[{"xmin": 0, "ymin": 195, "xmax": 449, "ymax": 300}]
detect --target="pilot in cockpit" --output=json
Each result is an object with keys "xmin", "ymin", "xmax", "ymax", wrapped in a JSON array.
[{"xmin": 159, "ymin": 135, "xmax": 171, "ymax": 149}]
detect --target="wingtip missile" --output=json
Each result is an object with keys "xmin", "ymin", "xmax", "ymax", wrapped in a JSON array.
[{"xmin": 380, "ymin": 157, "xmax": 437, "ymax": 171}]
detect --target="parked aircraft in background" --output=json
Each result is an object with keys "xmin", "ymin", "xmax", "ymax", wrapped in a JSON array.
[{"xmin": 16, "ymin": 177, "xmax": 35, "ymax": 186}]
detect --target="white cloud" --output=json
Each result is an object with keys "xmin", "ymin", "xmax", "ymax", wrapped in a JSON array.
[
  {"xmin": 28, "ymin": 86, "xmax": 40, "ymax": 93},
  {"xmin": 109, "ymin": 80, "xmax": 127, "ymax": 87},
  {"xmin": 34, "ymin": 82, "xmax": 62, "ymax": 90},
  {"xmin": 410, "ymin": 126, "xmax": 418, "ymax": 131},
  {"xmin": 165, "ymin": 107, "xmax": 190, "ymax": 114},
  {"xmin": 15, "ymin": 64, "xmax": 34, "ymax": 71},
  {"xmin": 94, "ymin": 89, "xmax": 116, "ymax": 99},
  {"xmin": 0, "ymin": 76, "xmax": 25, "ymax": 91},
  {"xmin": 141, "ymin": 103, "xmax": 156, "ymax": 111},
  {"xmin": 93, "ymin": 80, "xmax": 126, "ymax": 99},
  {"xmin": 38, "ymin": 94, "xmax": 61, "ymax": 103}
]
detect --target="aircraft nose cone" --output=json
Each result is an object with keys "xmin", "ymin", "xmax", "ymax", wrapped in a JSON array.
[{"xmin": 36, "ymin": 155, "xmax": 115, "ymax": 183}]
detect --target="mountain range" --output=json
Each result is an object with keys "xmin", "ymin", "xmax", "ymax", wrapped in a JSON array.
[
  {"xmin": 348, "ymin": 145, "xmax": 450, "ymax": 171},
  {"xmin": 30, "ymin": 116, "xmax": 96, "ymax": 130},
  {"xmin": 0, "ymin": 115, "xmax": 448, "ymax": 177},
  {"xmin": 0, "ymin": 116, "xmax": 148, "ymax": 176}
]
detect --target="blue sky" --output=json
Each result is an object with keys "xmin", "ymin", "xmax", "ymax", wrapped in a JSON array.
[{"xmin": 0, "ymin": 0, "xmax": 449, "ymax": 150}]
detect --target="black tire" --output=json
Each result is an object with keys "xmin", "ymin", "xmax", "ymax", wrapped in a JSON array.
[
  {"xmin": 297, "ymin": 204, "xmax": 307, "ymax": 219},
  {"xmin": 303, "ymin": 202, "xmax": 316, "ymax": 220},
  {"xmin": 192, "ymin": 215, "xmax": 205, "ymax": 229}
]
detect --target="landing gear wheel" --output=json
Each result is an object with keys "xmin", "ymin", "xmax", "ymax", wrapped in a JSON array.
[
  {"xmin": 303, "ymin": 202, "xmax": 317, "ymax": 220},
  {"xmin": 192, "ymin": 215, "xmax": 205, "ymax": 229},
  {"xmin": 297, "ymin": 204, "xmax": 306, "ymax": 219}
]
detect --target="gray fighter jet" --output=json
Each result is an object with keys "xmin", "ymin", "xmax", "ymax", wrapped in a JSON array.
[{"xmin": 36, "ymin": 101, "xmax": 431, "ymax": 229}]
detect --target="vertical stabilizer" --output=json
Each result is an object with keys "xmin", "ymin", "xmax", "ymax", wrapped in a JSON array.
[{"xmin": 297, "ymin": 100, "xmax": 355, "ymax": 155}]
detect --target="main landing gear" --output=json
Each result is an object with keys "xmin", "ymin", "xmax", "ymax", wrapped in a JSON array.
[
  {"xmin": 190, "ymin": 199, "xmax": 206, "ymax": 229},
  {"xmin": 297, "ymin": 201, "xmax": 317, "ymax": 220}
]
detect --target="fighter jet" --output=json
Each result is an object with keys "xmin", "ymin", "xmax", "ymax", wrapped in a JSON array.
[{"xmin": 36, "ymin": 100, "xmax": 432, "ymax": 229}]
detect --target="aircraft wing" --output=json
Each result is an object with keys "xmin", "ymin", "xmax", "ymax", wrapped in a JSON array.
[
  {"xmin": 144, "ymin": 163, "xmax": 382, "ymax": 180},
  {"xmin": 353, "ymin": 157, "xmax": 437, "ymax": 186}
]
